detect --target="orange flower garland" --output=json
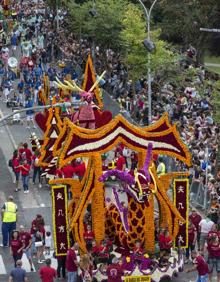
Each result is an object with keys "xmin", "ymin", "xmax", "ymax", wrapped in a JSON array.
[
  {"xmin": 92, "ymin": 183, "xmax": 105, "ymax": 245},
  {"xmin": 159, "ymin": 172, "xmax": 190, "ymax": 192},
  {"xmin": 144, "ymin": 194, "xmax": 155, "ymax": 252},
  {"xmin": 92, "ymin": 155, "xmax": 105, "ymax": 245},
  {"xmin": 137, "ymin": 151, "xmax": 146, "ymax": 169},
  {"xmin": 70, "ymin": 161, "xmax": 96, "ymax": 252},
  {"xmin": 156, "ymin": 190, "xmax": 174, "ymax": 237}
]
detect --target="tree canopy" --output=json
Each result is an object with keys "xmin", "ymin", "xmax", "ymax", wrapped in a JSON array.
[
  {"xmin": 66, "ymin": 0, "xmax": 220, "ymax": 61},
  {"xmin": 159, "ymin": 0, "xmax": 220, "ymax": 62},
  {"xmin": 120, "ymin": 4, "xmax": 178, "ymax": 82},
  {"xmin": 67, "ymin": 0, "xmax": 128, "ymax": 50}
]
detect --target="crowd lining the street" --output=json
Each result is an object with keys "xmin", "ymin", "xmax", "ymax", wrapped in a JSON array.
[{"xmin": 0, "ymin": 0, "xmax": 220, "ymax": 282}]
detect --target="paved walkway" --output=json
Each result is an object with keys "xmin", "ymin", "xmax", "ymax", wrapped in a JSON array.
[{"xmin": 205, "ymin": 62, "xmax": 220, "ymax": 67}]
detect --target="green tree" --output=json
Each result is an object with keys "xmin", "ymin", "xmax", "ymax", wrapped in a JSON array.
[
  {"xmin": 159, "ymin": 0, "xmax": 219, "ymax": 63},
  {"xmin": 212, "ymin": 79, "xmax": 220, "ymax": 172},
  {"xmin": 120, "ymin": 4, "xmax": 177, "ymax": 83},
  {"xmin": 66, "ymin": 1, "xmax": 90, "ymax": 41},
  {"xmin": 212, "ymin": 80, "xmax": 220, "ymax": 125},
  {"xmin": 67, "ymin": 0, "xmax": 128, "ymax": 50}
]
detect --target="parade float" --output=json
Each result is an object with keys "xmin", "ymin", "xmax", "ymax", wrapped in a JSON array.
[{"xmin": 35, "ymin": 55, "xmax": 191, "ymax": 282}]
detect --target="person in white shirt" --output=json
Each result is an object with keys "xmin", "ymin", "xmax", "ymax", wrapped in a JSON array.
[
  {"xmin": 44, "ymin": 231, "xmax": 52, "ymax": 256},
  {"xmin": 199, "ymin": 214, "xmax": 214, "ymax": 254},
  {"xmin": 21, "ymin": 41, "xmax": 32, "ymax": 57}
]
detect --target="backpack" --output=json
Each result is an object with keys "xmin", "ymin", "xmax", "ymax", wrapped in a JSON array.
[{"xmin": 8, "ymin": 159, "xmax": 13, "ymax": 168}]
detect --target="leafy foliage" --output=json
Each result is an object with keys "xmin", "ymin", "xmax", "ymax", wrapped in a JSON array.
[
  {"xmin": 159, "ymin": 0, "xmax": 219, "ymax": 62},
  {"xmin": 212, "ymin": 80, "xmax": 220, "ymax": 125},
  {"xmin": 67, "ymin": 0, "xmax": 128, "ymax": 50},
  {"xmin": 120, "ymin": 4, "xmax": 178, "ymax": 81}
]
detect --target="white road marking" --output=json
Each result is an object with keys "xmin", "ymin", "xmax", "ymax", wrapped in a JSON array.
[
  {"xmin": 0, "ymin": 109, "xmax": 17, "ymax": 149},
  {"xmin": 18, "ymin": 192, "xmax": 39, "ymax": 209},
  {"xmin": 0, "ymin": 255, "xmax": 7, "ymax": 274},
  {"xmin": 22, "ymin": 253, "xmax": 36, "ymax": 272},
  {"xmin": 44, "ymin": 225, "xmax": 51, "ymax": 232},
  {"xmin": 0, "ymin": 191, "xmax": 7, "ymax": 205},
  {"xmin": 22, "ymin": 205, "xmax": 41, "ymax": 209}
]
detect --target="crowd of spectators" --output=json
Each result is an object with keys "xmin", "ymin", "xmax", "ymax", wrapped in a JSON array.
[
  {"xmin": 0, "ymin": 0, "xmax": 219, "ymax": 215},
  {"xmin": 1, "ymin": 1, "xmax": 220, "ymax": 280}
]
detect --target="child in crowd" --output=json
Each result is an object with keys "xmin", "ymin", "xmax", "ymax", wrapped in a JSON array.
[
  {"xmin": 133, "ymin": 240, "xmax": 143, "ymax": 257},
  {"xmin": 83, "ymin": 225, "xmax": 95, "ymax": 249},
  {"xmin": 44, "ymin": 231, "xmax": 52, "ymax": 256}
]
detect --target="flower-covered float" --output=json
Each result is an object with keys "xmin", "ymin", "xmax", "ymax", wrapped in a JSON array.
[{"xmin": 35, "ymin": 56, "xmax": 191, "ymax": 282}]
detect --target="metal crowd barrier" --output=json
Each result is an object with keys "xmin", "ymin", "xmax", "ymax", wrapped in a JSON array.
[{"xmin": 189, "ymin": 180, "xmax": 210, "ymax": 210}]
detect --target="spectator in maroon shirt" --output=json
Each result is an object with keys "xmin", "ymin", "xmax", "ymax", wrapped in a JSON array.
[
  {"xmin": 12, "ymin": 150, "xmax": 21, "ymax": 192},
  {"xmin": 107, "ymin": 257, "xmax": 124, "ymax": 282},
  {"xmin": 22, "ymin": 143, "xmax": 32, "ymax": 164},
  {"xmin": 186, "ymin": 250, "xmax": 209, "ymax": 281},
  {"xmin": 189, "ymin": 209, "xmax": 202, "ymax": 249},
  {"xmin": 31, "ymin": 214, "xmax": 45, "ymax": 233},
  {"xmin": 158, "ymin": 229, "xmax": 172, "ymax": 255},
  {"xmin": 31, "ymin": 214, "xmax": 45, "ymax": 253},
  {"xmin": 91, "ymin": 240, "xmax": 99, "ymax": 255},
  {"xmin": 19, "ymin": 225, "xmax": 34, "ymax": 271},
  {"xmin": 208, "ymin": 224, "xmax": 219, "ymax": 243},
  {"xmin": 83, "ymin": 224, "xmax": 94, "ymax": 249},
  {"xmin": 114, "ymin": 143, "xmax": 124, "ymax": 158},
  {"xmin": 185, "ymin": 220, "xmax": 197, "ymax": 263},
  {"xmin": 10, "ymin": 230, "xmax": 24, "ymax": 267},
  {"xmin": 71, "ymin": 158, "xmax": 86, "ymax": 180},
  {"xmin": 90, "ymin": 240, "xmax": 100, "ymax": 269},
  {"xmin": 60, "ymin": 164, "xmax": 75, "ymax": 178},
  {"xmin": 116, "ymin": 151, "xmax": 126, "ymax": 171},
  {"xmin": 55, "ymin": 254, "xmax": 66, "ymax": 280},
  {"xmin": 58, "ymin": 159, "xmax": 86, "ymax": 181},
  {"xmin": 98, "ymin": 240, "xmax": 109, "ymax": 264},
  {"xmin": 20, "ymin": 159, "xmax": 31, "ymax": 193},
  {"xmin": 39, "ymin": 258, "xmax": 56, "ymax": 282},
  {"xmin": 66, "ymin": 243, "xmax": 79, "ymax": 281},
  {"xmin": 207, "ymin": 236, "xmax": 220, "ymax": 282},
  {"xmin": 130, "ymin": 151, "xmax": 138, "ymax": 171}
]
